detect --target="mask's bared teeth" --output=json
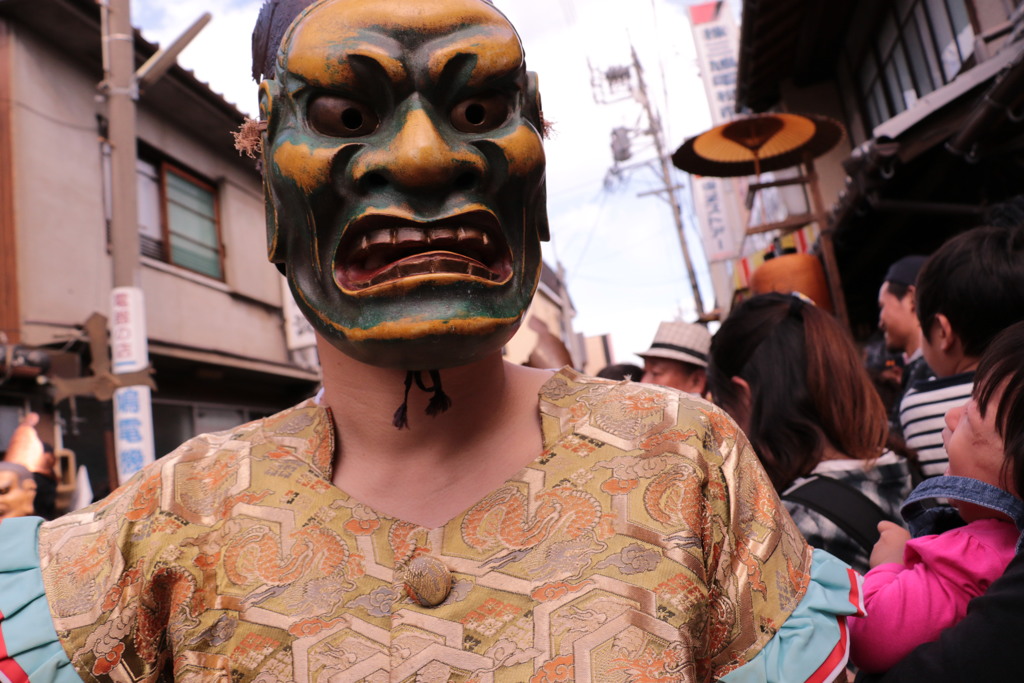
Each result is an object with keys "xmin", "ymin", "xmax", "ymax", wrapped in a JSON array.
[
  {"xmin": 429, "ymin": 228, "xmax": 456, "ymax": 244},
  {"xmin": 467, "ymin": 263, "xmax": 484, "ymax": 278},
  {"xmin": 395, "ymin": 227, "xmax": 422, "ymax": 244},
  {"xmin": 368, "ymin": 267, "xmax": 396, "ymax": 286},
  {"xmin": 367, "ymin": 229, "xmax": 391, "ymax": 246},
  {"xmin": 339, "ymin": 211, "xmax": 508, "ymax": 290},
  {"xmin": 440, "ymin": 258, "xmax": 470, "ymax": 275}
]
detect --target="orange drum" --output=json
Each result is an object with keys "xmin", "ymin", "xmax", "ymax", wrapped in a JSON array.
[{"xmin": 750, "ymin": 253, "xmax": 833, "ymax": 313}]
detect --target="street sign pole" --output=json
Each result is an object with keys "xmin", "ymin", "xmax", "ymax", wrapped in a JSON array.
[
  {"xmin": 101, "ymin": 0, "xmax": 153, "ymax": 484},
  {"xmin": 100, "ymin": 0, "xmax": 208, "ymax": 484},
  {"xmin": 109, "ymin": 287, "xmax": 155, "ymax": 481}
]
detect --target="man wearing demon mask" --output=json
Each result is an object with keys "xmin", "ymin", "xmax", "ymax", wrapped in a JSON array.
[{"xmin": 0, "ymin": 2, "xmax": 859, "ymax": 681}]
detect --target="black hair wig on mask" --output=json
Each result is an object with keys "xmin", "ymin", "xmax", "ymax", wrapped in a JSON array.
[{"xmin": 252, "ymin": 0, "xmax": 497, "ymax": 82}]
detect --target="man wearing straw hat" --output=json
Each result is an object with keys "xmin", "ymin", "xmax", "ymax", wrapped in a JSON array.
[{"xmin": 639, "ymin": 321, "xmax": 712, "ymax": 397}]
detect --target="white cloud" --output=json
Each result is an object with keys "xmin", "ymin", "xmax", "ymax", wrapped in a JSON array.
[{"xmin": 132, "ymin": 0, "xmax": 262, "ymax": 115}]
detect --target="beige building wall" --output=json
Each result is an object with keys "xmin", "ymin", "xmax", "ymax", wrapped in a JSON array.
[
  {"xmin": 13, "ymin": 28, "xmax": 110, "ymax": 343},
  {"xmin": 504, "ymin": 293, "xmax": 566, "ymax": 366},
  {"xmin": 9, "ymin": 26, "xmax": 289, "ymax": 365},
  {"xmin": 778, "ymin": 80, "xmax": 854, "ymax": 205},
  {"xmin": 581, "ymin": 334, "xmax": 613, "ymax": 376}
]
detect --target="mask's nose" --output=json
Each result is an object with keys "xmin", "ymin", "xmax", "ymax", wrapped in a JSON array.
[{"xmin": 350, "ymin": 102, "xmax": 484, "ymax": 196}]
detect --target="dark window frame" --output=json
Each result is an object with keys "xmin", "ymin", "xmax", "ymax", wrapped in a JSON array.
[
  {"xmin": 842, "ymin": 0, "xmax": 977, "ymax": 131},
  {"xmin": 136, "ymin": 146, "xmax": 226, "ymax": 282},
  {"xmin": 158, "ymin": 162, "xmax": 225, "ymax": 281}
]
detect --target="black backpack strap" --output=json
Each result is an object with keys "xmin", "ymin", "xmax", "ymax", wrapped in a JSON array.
[{"xmin": 782, "ymin": 475, "xmax": 895, "ymax": 555}]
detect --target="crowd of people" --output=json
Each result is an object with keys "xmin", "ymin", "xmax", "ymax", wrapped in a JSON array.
[
  {"xmin": 0, "ymin": 0, "xmax": 1021, "ymax": 681},
  {"xmin": 621, "ymin": 220, "xmax": 1024, "ymax": 679}
]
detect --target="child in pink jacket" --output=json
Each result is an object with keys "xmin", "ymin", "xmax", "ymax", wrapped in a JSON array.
[{"xmin": 849, "ymin": 322, "xmax": 1024, "ymax": 673}]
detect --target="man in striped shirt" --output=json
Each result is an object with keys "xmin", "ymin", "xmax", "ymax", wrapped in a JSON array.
[
  {"xmin": 900, "ymin": 225, "xmax": 1024, "ymax": 477},
  {"xmin": 877, "ymin": 254, "xmax": 930, "ymax": 440}
]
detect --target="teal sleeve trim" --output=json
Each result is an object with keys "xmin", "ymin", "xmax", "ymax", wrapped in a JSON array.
[
  {"xmin": 0, "ymin": 516, "xmax": 81, "ymax": 683},
  {"xmin": 721, "ymin": 549, "xmax": 864, "ymax": 683}
]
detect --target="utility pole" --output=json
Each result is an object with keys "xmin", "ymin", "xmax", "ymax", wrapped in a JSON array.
[
  {"xmin": 592, "ymin": 49, "xmax": 706, "ymax": 318},
  {"xmin": 99, "ymin": 0, "xmax": 209, "ymax": 484},
  {"xmin": 99, "ymin": 0, "xmax": 153, "ymax": 486},
  {"xmin": 103, "ymin": 0, "xmax": 138, "ymax": 290},
  {"xmin": 627, "ymin": 47, "xmax": 705, "ymax": 318}
]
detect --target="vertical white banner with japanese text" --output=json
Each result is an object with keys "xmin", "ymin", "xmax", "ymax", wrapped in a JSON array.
[
  {"xmin": 110, "ymin": 286, "xmax": 155, "ymax": 482},
  {"xmin": 689, "ymin": 2, "xmax": 748, "ymax": 263}
]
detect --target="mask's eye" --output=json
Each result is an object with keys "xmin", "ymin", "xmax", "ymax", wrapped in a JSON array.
[
  {"xmin": 309, "ymin": 95, "xmax": 379, "ymax": 137},
  {"xmin": 451, "ymin": 93, "xmax": 511, "ymax": 133}
]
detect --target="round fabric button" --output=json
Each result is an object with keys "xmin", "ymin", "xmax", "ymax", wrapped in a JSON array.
[{"xmin": 402, "ymin": 554, "xmax": 452, "ymax": 607}]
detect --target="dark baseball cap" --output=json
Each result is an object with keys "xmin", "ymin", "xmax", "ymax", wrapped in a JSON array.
[{"xmin": 884, "ymin": 255, "xmax": 928, "ymax": 287}]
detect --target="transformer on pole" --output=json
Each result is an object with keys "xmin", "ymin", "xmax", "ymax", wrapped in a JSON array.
[{"xmin": 590, "ymin": 49, "xmax": 706, "ymax": 317}]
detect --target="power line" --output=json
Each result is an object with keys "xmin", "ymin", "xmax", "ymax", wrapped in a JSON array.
[
  {"xmin": 587, "ymin": 47, "xmax": 706, "ymax": 316},
  {"xmin": 4, "ymin": 98, "xmax": 99, "ymax": 133},
  {"xmin": 566, "ymin": 188, "xmax": 611, "ymax": 274}
]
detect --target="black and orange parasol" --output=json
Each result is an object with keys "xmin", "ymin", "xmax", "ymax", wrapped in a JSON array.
[
  {"xmin": 671, "ymin": 113, "xmax": 844, "ymax": 178},
  {"xmin": 671, "ymin": 112, "xmax": 850, "ymax": 327}
]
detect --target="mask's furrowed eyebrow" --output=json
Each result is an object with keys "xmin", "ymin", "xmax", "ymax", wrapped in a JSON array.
[
  {"xmin": 285, "ymin": 40, "xmax": 407, "ymax": 93},
  {"xmin": 347, "ymin": 52, "xmax": 407, "ymax": 90},
  {"xmin": 434, "ymin": 52, "xmax": 478, "ymax": 97}
]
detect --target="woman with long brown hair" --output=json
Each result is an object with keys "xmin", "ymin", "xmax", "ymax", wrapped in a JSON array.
[{"xmin": 709, "ymin": 292, "xmax": 915, "ymax": 573}]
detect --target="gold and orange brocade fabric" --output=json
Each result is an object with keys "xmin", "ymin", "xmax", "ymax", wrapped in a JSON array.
[{"xmin": 38, "ymin": 368, "xmax": 811, "ymax": 682}]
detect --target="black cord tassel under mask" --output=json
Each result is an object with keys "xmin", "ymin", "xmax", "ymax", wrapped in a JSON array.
[{"xmin": 392, "ymin": 370, "xmax": 452, "ymax": 429}]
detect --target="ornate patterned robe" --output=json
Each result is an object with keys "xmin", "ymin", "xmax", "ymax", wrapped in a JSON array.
[{"xmin": 37, "ymin": 369, "xmax": 820, "ymax": 682}]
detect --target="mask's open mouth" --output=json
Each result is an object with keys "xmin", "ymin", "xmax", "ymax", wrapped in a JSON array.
[{"xmin": 335, "ymin": 211, "xmax": 512, "ymax": 291}]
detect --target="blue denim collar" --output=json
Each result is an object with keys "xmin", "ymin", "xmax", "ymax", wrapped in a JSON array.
[{"xmin": 901, "ymin": 475, "xmax": 1024, "ymax": 552}]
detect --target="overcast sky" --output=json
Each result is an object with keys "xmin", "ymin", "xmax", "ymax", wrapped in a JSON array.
[{"xmin": 131, "ymin": 0, "xmax": 722, "ymax": 366}]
